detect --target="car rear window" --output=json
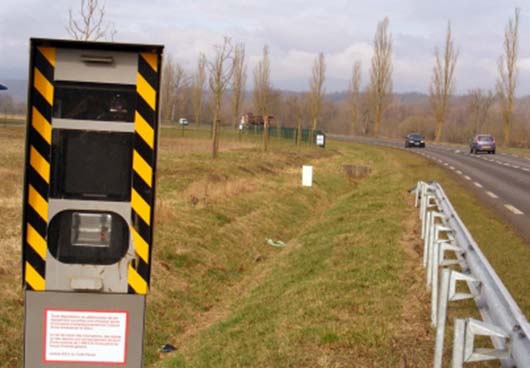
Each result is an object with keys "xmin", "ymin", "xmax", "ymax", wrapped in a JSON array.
[
  {"xmin": 409, "ymin": 134, "xmax": 423, "ymax": 139},
  {"xmin": 477, "ymin": 135, "xmax": 493, "ymax": 141}
]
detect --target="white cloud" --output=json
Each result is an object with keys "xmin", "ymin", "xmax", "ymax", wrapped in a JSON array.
[{"xmin": 1, "ymin": 0, "xmax": 530, "ymax": 94}]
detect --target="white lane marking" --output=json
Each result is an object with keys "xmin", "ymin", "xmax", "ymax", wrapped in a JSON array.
[
  {"xmin": 449, "ymin": 166, "xmax": 455, "ymax": 170},
  {"xmin": 513, "ymin": 165, "xmax": 520, "ymax": 169},
  {"xmin": 505, "ymin": 204, "xmax": 524, "ymax": 215},
  {"xmin": 496, "ymin": 161, "xmax": 502, "ymax": 164},
  {"xmin": 503, "ymin": 163, "xmax": 510, "ymax": 166},
  {"xmin": 464, "ymin": 175, "xmax": 472, "ymax": 180},
  {"xmin": 486, "ymin": 191, "xmax": 498, "ymax": 199},
  {"xmin": 443, "ymin": 162, "xmax": 448, "ymax": 166},
  {"xmin": 523, "ymin": 168, "xmax": 530, "ymax": 172},
  {"xmin": 456, "ymin": 170, "xmax": 463, "ymax": 175},
  {"xmin": 474, "ymin": 182, "xmax": 483, "ymax": 188}
]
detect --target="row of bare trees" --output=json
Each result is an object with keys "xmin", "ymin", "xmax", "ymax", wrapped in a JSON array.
[
  {"xmin": 345, "ymin": 9, "xmax": 521, "ymax": 146},
  {"xmin": 38, "ymin": 3, "xmax": 525, "ymax": 152},
  {"xmin": 428, "ymin": 9, "xmax": 521, "ymax": 146}
]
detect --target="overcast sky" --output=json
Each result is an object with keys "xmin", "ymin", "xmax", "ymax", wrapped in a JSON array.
[{"xmin": 2, "ymin": 0, "xmax": 530, "ymax": 93}]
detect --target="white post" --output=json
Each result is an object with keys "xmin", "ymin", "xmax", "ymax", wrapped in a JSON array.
[
  {"xmin": 302, "ymin": 165, "xmax": 313, "ymax": 187},
  {"xmin": 452, "ymin": 319, "xmax": 466, "ymax": 368},
  {"xmin": 423, "ymin": 211, "xmax": 432, "ymax": 268},
  {"xmin": 434, "ymin": 269, "xmax": 452, "ymax": 368}
]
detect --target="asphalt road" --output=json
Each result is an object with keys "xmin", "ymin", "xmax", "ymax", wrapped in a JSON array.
[{"xmin": 330, "ymin": 134, "xmax": 530, "ymax": 244}]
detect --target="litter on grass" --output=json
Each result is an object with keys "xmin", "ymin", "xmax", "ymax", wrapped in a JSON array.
[{"xmin": 266, "ymin": 238, "xmax": 286, "ymax": 248}]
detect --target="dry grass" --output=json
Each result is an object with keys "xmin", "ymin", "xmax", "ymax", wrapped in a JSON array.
[
  {"xmin": 0, "ymin": 127, "xmax": 25, "ymax": 368},
  {"xmin": 155, "ymin": 142, "xmax": 437, "ymax": 367},
  {"xmin": 0, "ymin": 126, "xmax": 526, "ymax": 368}
]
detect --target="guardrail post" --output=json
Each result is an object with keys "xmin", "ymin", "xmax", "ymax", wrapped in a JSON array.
[
  {"xmin": 421, "ymin": 194, "xmax": 435, "ymax": 239},
  {"xmin": 434, "ymin": 269, "xmax": 480, "ymax": 368},
  {"xmin": 419, "ymin": 183, "xmax": 426, "ymax": 219},
  {"xmin": 414, "ymin": 181, "xmax": 420, "ymax": 208},
  {"xmin": 452, "ymin": 319, "xmax": 466, "ymax": 368},
  {"xmin": 429, "ymin": 235, "xmax": 452, "ymax": 327},
  {"xmin": 415, "ymin": 181, "xmax": 425, "ymax": 208},
  {"xmin": 426, "ymin": 214, "xmax": 446, "ymax": 289},
  {"xmin": 451, "ymin": 318, "xmax": 510, "ymax": 367},
  {"xmin": 423, "ymin": 209, "xmax": 442, "ymax": 269},
  {"xmin": 423, "ymin": 211, "xmax": 432, "ymax": 268},
  {"xmin": 421, "ymin": 189, "xmax": 434, "ymax": 238}
]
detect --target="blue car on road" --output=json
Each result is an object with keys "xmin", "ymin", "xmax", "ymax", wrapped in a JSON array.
[{"xmin": 470, "ymin": 134, "xmax": 496, "ymax": 154}]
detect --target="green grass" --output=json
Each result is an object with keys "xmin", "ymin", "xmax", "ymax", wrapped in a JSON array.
[
  {"xmin": 154, "ymin": 141, "xmax": 530, "ymax": 368},
  {"xmin": 155, "ymin": 142, "xmax": 433, "ymax": 367},
  {"xmin": 502, "ymin": 146, "xmax": 530, "ymax": 158},
  {"xmin": 0, "ymin": 126, "xmax": 529, "ymax": 368}
]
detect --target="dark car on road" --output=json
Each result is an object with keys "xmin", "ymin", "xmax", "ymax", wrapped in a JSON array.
[
  {"xmin": 404, "ymin": 133, "xmax": 425, "ymax": 148},
  {"xmin": 470, "ymin": 134, "xmax": 496, "ymax": 154}
]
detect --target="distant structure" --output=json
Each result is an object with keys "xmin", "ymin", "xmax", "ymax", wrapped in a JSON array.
[
  {"xmin": 0, "ymin": 83, "xmax": 7, "ymax": 90},
  {"xmin": 241, "ymin": 112, "xmax": 275, "ymax": 126}
]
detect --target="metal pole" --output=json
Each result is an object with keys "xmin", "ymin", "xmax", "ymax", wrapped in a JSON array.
[
  {"xmin": 434, "ymin": 269, "xmax": 452, "ymax": 368},
  {"xmin": 452, "ymin": 319, "xmax": 466, "ymax": 368}
]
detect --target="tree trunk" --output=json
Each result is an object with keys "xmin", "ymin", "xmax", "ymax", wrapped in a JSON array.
[
  {"xmin": 263, "ymin": 115, "xmax": 269, "ymax": 152},
  {"xmin": 212, "ymin": 118, "xmax": 220, "ymax": 158},
  {"xmin": 310, "ymin": 117, "xmax": 318, "ymax": 144},
  {"xmin": 373, "ymin": 107, "xmax": 382, "ymax": 137},
  {"xmin": 195, "ymin": 110, "xmax": 201, "ymax": 127},
  {"xmin": 434, "ymin": 117, "xmax": 443, "ymax": 143}
]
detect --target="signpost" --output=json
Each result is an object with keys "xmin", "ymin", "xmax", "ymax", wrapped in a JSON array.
[
  {"xmin": 315, "ymin": 132, "xmax": 326, "ymax": 147},
  {"xmin": 21, "ymin": 38, "xmax": 163, "ymax": 368}
]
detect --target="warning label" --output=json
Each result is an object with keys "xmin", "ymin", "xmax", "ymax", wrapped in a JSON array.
[{"xmin": 44, "ymin": 309, "xmax": 128, "ymax": 364}]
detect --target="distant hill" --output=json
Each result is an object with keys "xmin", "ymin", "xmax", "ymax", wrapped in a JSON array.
[
  {"xmin": 3, "ymin": 79, "xmax": 529, "ymax": 108},
  {"xmin": 326, "ymin": 90, "xmax": 430, "ymax": 104},
  {"xmin": 394, "ymin": 92, "xmax": 430, "ymax": 105}
]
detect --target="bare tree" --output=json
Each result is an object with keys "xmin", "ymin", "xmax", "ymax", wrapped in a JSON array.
[
  {"xmin": 253, "ymin": 45, "xmax": 272, "ymax": 151},
  {"xmin": 66, "ymin": 0, "xmax": 116, "ymax": 41},
  {"xmin": 348, "ymin": 61, "xmax": 362, "ymax": 135},
  {"xmin": 191, "ymin": 54, "xmax": 207, "ymax": 126},
  {"xmin": 468, "ymin": 89, "xmax": 494, "ymax": 135},
  {"xmin": 309, "ymin": 52, "xmax": 326, "ymax": 142},
  {"xmin": 231, "ymin": 43, "xmax": 247, "ymax": 128},
  {"xmin": 172, "ymin": 64, "xmax": 188, "ymax": 121},
  {"xmin": 208, "ymin": 37, "xmax": 234, "ymax": 159},
  {"xmin": 160, "ymin": 56, "xmax": 187, "ymax": 123},
  {"xmin": 286, "ymin": 95, "xmax": 305, "ymax": 146},
  {"xmin": 160, "ymin": 55, "xmax": 176, "ymax": 122},
  {"xmin": 368, "ymin": 17, "xmax": 393, "ymax": 137},
  {"xmin": 430, "ymin": 21, "xmax": 458, "ymax": 143},
  {"xmin": 497, "ymin": 8, "xmax": 520, "ymax": 146}
]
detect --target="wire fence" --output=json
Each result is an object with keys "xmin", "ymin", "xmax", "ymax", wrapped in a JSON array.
[{"xmin": 242, "ymin": 125, "xmax": 324, "ymax": 144}]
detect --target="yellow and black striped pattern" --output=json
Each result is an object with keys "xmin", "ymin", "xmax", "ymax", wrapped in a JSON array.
[
  {"xmin": 129, "ymin": 52, "xmax": 160, "ymax": 294},
  {"xmin": 22, "ymin": 46, "xmax": 55, "ymax": 291}
]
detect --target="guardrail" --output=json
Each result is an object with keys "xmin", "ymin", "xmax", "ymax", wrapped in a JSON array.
[{"xmin": 414, "ymin": 181, "xmax": 530, "ymax": 367}]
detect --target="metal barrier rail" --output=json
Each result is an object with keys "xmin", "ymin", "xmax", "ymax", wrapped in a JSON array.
[{"xmin": 414, "ymin": 181, "xmax": 530, "ymax": 367}]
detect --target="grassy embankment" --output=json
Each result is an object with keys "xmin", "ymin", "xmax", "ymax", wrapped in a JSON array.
[{"xmin": 1, "ymin": 126, "xmax": 530, "ymax": 367}]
